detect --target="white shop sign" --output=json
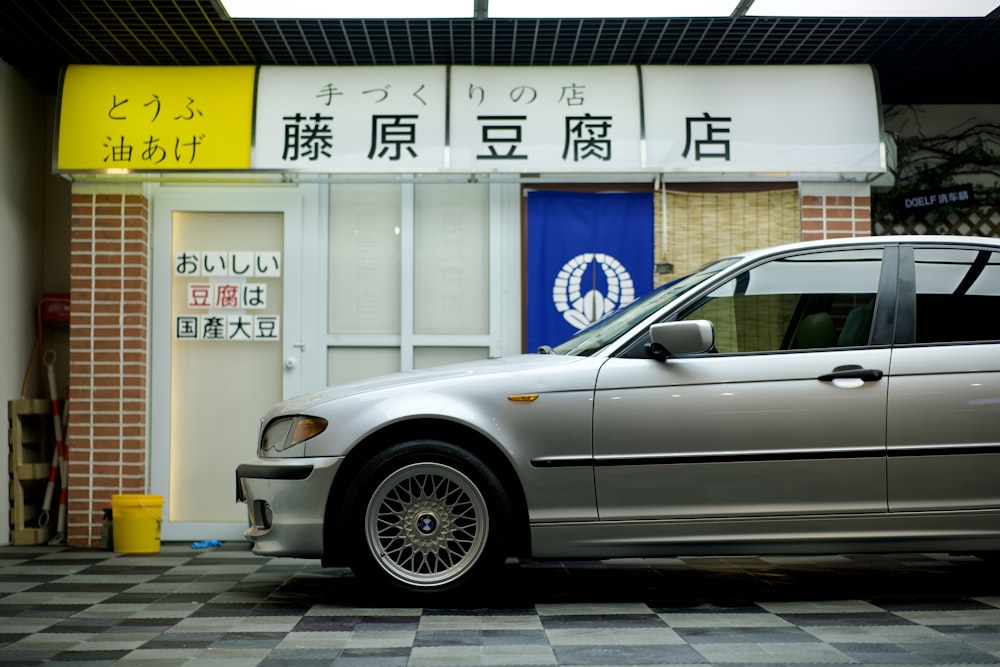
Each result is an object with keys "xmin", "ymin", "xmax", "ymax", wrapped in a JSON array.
[
  {"xmin": 448, "ymin": 65, "xmax": 641, "ymax": 172},
  {"xmin": 254, "ymin": 66, "xmax": 448, "ymax": 171},
  {"xmin": 640, "ymin": 65, "xmax": 883, "ymax": 174},
  {"xmin": 252, "ymin": 64, "xmax": 883, "ymax": 175}
]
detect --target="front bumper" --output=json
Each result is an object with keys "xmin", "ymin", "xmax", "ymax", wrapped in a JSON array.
[{"xmin": 236, "ymin": 456, "xmax": 343, "ymax": 558}]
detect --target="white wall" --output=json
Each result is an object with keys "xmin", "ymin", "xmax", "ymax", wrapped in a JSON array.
[
  {"xmin": 0, "ymin": 58, "xmax": 46, "ymax": 545},
  {"xmin": 0, "ymin": 60, "xmax": 71, "ymax": 546}
]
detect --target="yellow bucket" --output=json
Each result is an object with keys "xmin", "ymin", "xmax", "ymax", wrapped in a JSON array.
[{"xmin": 111, "ymin": 494, "xmax": 163, "ymax": 553}]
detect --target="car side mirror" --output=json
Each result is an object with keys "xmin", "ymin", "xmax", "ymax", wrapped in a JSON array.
[{"xmin": 645, "ymin": 320, "xmax": 715, "ymax": 361}]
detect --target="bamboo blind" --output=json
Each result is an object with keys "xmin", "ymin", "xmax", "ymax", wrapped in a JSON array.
[{"xmin": 654, "ymin": 188, "xmax": 801, "ymax": 284}]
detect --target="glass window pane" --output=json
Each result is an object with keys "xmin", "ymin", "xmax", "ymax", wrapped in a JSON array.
[
  {"xmin": 414, "ymin": 183, "xmax": 489, "ymax": 335},
  {"xmin": 328, "ymin": 347, "xmax": 400, "ymax": 384},
  {"xmin": 414, "ymin": 347, "xmax": 490, "ymax": 369},
  {"xmin": 684, "ymin": 248, "xmax": 882, "ymax": 352},
  {"xmin": 744, "ymin": 250, "xmax": 883, "ymax": 295},
  {"xmin": 914, "ymin": 248, "xmax": 1000, "ymax": 343},
  {"xmin": 329, "ymin": 184, "xmax": 401, "ymax": 335}
]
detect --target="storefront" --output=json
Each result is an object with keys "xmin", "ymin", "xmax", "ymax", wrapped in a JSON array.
[{"xmin": 55, "ymin": 63, "xmax": 886, "ymax": 545}]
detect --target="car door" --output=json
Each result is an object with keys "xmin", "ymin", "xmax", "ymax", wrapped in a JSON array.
[
  {"xmin": 593, "ymin": 246, "xmax": 895, "ymax": 520},
  {"xmin": 887, "ymin": 244, "xmax": 1000, "ymax": 511}
]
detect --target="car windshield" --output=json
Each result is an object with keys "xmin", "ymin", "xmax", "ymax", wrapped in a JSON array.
[{"xmin": 550, "ymin": 257, "xmax": 740, "ymax": 357}]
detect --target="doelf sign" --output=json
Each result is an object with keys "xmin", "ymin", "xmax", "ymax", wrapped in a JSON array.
[{"xmin": 897, "ymin": 185, "xmax": 976, "ymax": 213}]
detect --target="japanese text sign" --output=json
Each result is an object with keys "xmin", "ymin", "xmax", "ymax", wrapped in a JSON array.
[
  {"xmin": 254, "ymin": 66, "xmax": 447, "ymax": 171},
  {"xmin": 174, "ymin": 250, "xmax": 282, "ymax": 277},
  {"xmin": 640, "ymin": 65, "xmax": 883, "ymax": 174},
  {"xmin": 449, "ymin": 66, "xmax": 641, "ymax": 172},
  {"xmin": 173, "ymin": 249, "xmax": 282, "ymax": 342},
  {"xmin": 56, "ymin": 64, "xmax": 884, "ymax": 176},
  {"xmin": 57, "ymin": 65, "xmax": 255, "ymax": 171}
]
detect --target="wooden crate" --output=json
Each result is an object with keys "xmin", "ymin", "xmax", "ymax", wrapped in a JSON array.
[{"xmin": 8, "ymin": 399, "xmax": 55, "ymax": 545}]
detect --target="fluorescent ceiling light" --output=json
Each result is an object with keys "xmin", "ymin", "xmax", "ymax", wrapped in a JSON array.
[
  {"xmin": 489, "ymin": 0, "xmax": 741, "ymax": 18},
  {"xmin": 217, "ymin": 0, "xmax": 1000, "ymax": 19},
  {"xmin": 218, "ymin": 0, "xmax": 473, "ymax": 19},
  {"xmin": 747, "ymin": 0, "xmax": 1000, "ymax": 17}
]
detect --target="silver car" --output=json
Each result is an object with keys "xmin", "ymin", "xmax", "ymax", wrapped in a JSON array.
[{"xmin": 237, "ymin": 235, "xmax": 1000, "ymax": 595}]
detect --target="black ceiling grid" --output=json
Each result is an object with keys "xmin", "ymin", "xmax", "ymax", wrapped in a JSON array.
[{"xmin": 0, "ymin": 0, "xmax": 996, "ymax": 103}]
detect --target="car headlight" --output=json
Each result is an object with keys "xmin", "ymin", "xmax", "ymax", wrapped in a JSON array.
[{"xmin": 260, "ymin": 415, "xmax": 328, "ymax": 454}]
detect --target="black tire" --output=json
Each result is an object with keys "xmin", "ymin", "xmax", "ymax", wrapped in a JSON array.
[{"xmin": 344, "ymin": 440, "xmax": 511, "ymax": 596}]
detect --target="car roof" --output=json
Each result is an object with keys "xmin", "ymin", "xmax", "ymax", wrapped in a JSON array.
[{"xmin": 731, "ymin": 235, "xmax": 1000, "ymax": 264}]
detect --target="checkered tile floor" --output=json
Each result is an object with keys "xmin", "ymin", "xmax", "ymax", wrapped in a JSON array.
[{"xmin": 1, "ymin": 543, "xmax": 999, "ymax": 666}]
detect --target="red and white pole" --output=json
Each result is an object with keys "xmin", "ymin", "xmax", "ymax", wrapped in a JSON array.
[{"xmin": 43, "ymin": 350, "xmax": 68, "ymax": 545}]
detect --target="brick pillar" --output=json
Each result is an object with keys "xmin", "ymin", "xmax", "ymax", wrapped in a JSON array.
[
  {"xmin": 67, "ymin": 192, "xmax": 149, "ymax": 547},
  {"xmin": 800, "ymin": 185, "xmax": 872, "ymax": 241}
]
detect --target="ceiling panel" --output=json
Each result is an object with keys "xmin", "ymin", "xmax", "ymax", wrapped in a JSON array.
[{"xmin": 0, "ymin": 0, "xmax": 996, "ymax": 103}]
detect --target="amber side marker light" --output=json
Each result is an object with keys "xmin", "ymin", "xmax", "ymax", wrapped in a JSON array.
[
  {"xmin": 290, "ymin": 416, "xmax": 328, "ymax": 446},
  {"xmin": 507, "ymin": 394, "xmax": 539, "ymax": 402}
]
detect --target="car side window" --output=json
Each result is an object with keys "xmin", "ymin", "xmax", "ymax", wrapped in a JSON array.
[
  {"xmin": 913, "ymin": 248, "xmax": 1000, "ymax": 344},
  {"xmin": 680, "ymin": 249, "xmax": 883, "ymax": 353}
]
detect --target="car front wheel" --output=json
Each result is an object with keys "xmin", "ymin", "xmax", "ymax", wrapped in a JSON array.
[{"xmin": 345, "ymin": 440, "xmax": 510, "ymax": 596}]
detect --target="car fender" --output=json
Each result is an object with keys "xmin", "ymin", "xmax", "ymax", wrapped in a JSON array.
[{"xmin": 307, "ymin": 355, "xmax": 606, "ymax": 523}]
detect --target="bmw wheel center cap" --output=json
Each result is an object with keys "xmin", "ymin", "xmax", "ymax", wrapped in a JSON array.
[{"xmin": 416, "ymin": 513, "xmax": 437, "ymax": 535}]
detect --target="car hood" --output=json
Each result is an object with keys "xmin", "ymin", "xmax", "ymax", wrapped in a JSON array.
[{"xmin": 267, "ymin": 353, "xmax": 592, "ymax": 417}]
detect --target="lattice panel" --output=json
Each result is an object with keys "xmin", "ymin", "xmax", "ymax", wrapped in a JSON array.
[{"xmin": 875, "ymin": 206, "xmax": 1000, "ymax": 237}]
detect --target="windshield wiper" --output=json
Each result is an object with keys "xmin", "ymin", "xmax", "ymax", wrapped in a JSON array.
[{"xmin": 537, "ymin": 345, "xmax": 555, "ymax": 354}]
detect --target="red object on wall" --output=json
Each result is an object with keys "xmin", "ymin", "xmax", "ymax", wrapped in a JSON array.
[{"xmin": 41, "ymin": 293, "xmax": 70, "ymax": 324}]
